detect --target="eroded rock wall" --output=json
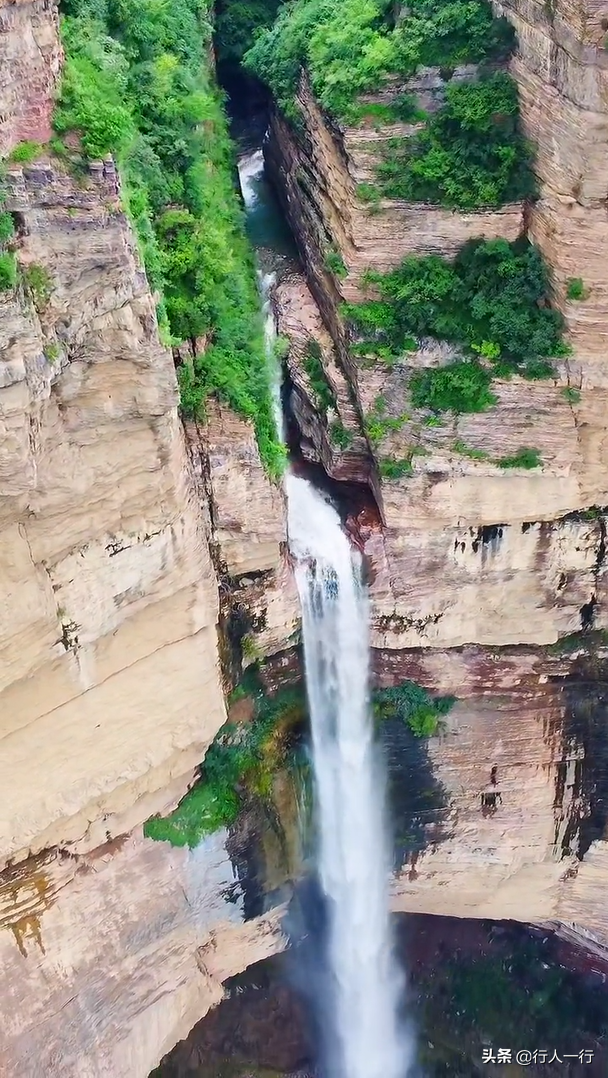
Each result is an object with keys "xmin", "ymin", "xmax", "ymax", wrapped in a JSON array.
[
  {"xmin": 0, "ymin": 1, "xmax": 296, "ymax": 1072},
  {"xmin": 266, "ymin": 7, "xmax": 608, "ymax": 950},
  {"xmin": 0, "ymin": 831, "xmax": 286, "ymax": 1077},
  {"xmin": 0, "ymin": 153, "xmax": 230, "ymax": 861}
]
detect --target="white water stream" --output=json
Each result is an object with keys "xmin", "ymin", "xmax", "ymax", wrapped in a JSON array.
[{"xmin": 238, "ymin": 148, "xmax": 412, "ymax": 1078}]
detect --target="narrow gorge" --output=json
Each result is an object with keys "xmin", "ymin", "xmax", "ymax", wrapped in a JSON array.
[{"xmin": 1, "ymin": 0, "xmax": 608, "ymax": 1074}]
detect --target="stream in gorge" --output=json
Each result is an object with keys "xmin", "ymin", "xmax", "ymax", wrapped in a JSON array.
[{"xmin": 238, "ymin": 142, "xmax": 413, "ymax": 1078}]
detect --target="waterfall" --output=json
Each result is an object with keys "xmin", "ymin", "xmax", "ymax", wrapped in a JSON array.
[
  {"xmin": 237, "ymin": 145, "xmax": 412, "ymax": 1078},
  {"xmin": 287, "ymin": 475, "xmax": 411, "ymax": 1078}
]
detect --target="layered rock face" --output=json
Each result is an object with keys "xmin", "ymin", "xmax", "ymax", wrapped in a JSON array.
[
  {"xmin": 0, "ymin": 152, "xmax": 229, "ymax": 860},
  {"xmin": 0, "ymin": 1, "xmax": 296, "ymax": 1072},
  {"xmin": 500, "ymin": 0, "xmax": 608, "ymax": 361},
  {"xmin": 266, "ymin": 10, "xmax": 608, "ymax": 947}
]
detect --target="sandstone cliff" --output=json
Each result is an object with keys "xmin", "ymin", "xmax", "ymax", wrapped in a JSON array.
[
  {"xmin": 0, "ymin": 1, "xmax": 296, "ymax": 1072},
  {"xmin": 265, "ymin": 4, "xmax": 608, "ymax": 952}
]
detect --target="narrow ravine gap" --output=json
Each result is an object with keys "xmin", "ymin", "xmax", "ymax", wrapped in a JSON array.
[{"xmin": 235, "ymin": 117, "xmax": 414, "ymax": 1077}]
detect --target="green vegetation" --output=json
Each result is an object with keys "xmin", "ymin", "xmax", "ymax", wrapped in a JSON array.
[
  {"xmin": 303, "ymin": 337, "xmax": 336, "ymax": 412},
  {"xmin": 214, "ymin": 0, "xmax": 283, "ymax": 65},
  {"xmin": 347, "ymin": 93, "xmax": 426, "ymax": 127},
  {"xmin": 377, "ymin": 73, "xmax": 536, "ymax": 210},
  {"xmin": 0, "ymin": 211, "xmax": 15, "ymax": 244},
  {"xmin": 562, "ymin": 386, "xmax": 581, "ymax": 404},
  {"xmin": 378, "ymin": 456, "xmax": 413, "ymax": 479},
  {"xmin": 44, "ymin": 342, "xmax": 61, "ymax": 363},
  {"xmin": 55, "ymin": 0, "xmax": 283, "ymax": 477},
  {"xmin": 144, "ymin": 678, "xmax": 306, "ymax": 847},
  {"xmin": 245, "ymin": 0, "xmax": 514, "ymax": 124},
  {"xmin": 345, "ymin": 238, "xmax": 567, "ymax": 412},
  {"xmin": 357, "ymin": 182, "xmax": 381, "ymax": 205},
  {"xmin": 0, "ymin": 173, "xmax": 16, "ymax": 291},
  {"xmin": 364, "ymin": 394, "xmax": 408, "ymax": 447},
  {"xmin": 0, "ymin": 252, "xmax": 17, "ymax": 291},
  {"xmin": 374, "ymin": 680, "xmax": 455, "ymax": 737},
  {"xmin": 411, "ymin": 360, "xmax": 496, "ymax": 414},
  {"xmin": 8, "ymin": 140, "xmax": 44, "ymax": 164},
  {"xmin": 22, "ymin": 263, "xmax": 53, "ymax": 307},
  {"xmin": 329, "ymin": 419, "xmax": 353, "ymax": 449},
  {"xmin": 324, "ymin": 245, "xmax": 348, "ymax": 279},
  {"xmin": 566, "ymin": 275, "xmax": 588, "ymax": 301},
  {"xmin": 452, "ymin": 439, "xmax": 489, "ymax": 461},
  {"xmin": 547, "ymin": 628, "xmax": 608, "ymax": 656},
  {"xmin": 496, "ymin": 446, "xmax": 542, "ymax": 469}
]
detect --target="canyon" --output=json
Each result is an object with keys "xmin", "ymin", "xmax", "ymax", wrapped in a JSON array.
[{"xmin": 2, "ymin": 0, "xmax": 608, "ymax": 1074}]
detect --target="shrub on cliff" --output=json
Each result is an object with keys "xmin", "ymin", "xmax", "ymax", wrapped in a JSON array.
[
  {"xmin": 377, "ymin": 73, "xmax": 536, "ymax": 210},
  {"xmin": 344, "ymin": 237, "xmax": 567, "ymax": 411},
  {"xmin": 410, "ymin": 359, "xmax": 497, "ymax": 414},
  {"xmin": 144, "ymin": 680, "xmax": 306, "ymax": 848},
  {"xmin": 373, "ymin": 681, "xmax": 455, "ymax": 737},
  {"xmin": 0, "ymin": 252, "xmax": 17, "ymax": 292},
  {"xmin": 54, "ymin": 0, "xmax": 283, "ymax": 477},
  {"xmin": 244, "ymin": 0, "xmax": 514, "ymax": 124}
]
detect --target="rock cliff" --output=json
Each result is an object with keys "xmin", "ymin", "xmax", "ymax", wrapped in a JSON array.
[
  {"xmin": 4, "ymin": 0, "xmax": 608, "ymax": 1070},
  {"xmin": 0, "ymin": 0, "xmax": 296, "ymax": 1072},
  {"xmin": 264, "ymin": 1, "xmax": 608, "ymax": 951}
]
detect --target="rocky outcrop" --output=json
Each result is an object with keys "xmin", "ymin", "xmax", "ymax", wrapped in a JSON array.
[
  {"xmin": 185, "ymin": 405, "xmax": 300, "ymax": 664},
  {"xmin": 369, "ymin": 644, "xmax": 608, "ymax": 945},
  {"xmin": 0, "ymin": 153, "xmax": 229, "ymax": 861},
  {"xmin": 0, "ymin": 0, "xmax": 62, "ymax": 148},
  {"xmin": 0, "ymin": 830, "xmax": 286, "ymax": 1076},
  {"xmin": 498, "ymin": 0, "xmax": 608, "ymax": 360},
  {"xmin": 275, "ymin": 273, "xmax": 372, "ymax": 484},
  {"xmin": 266, "ymin": 7, "xmax": 608, "ymax": 951},
  {"xmin": 0, "ymin": 1, "xmax": 297, "ymax": 1071}
]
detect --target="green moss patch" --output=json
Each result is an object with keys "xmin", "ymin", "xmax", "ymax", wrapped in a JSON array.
[{"xmin": 144, "ymin": 678, "xmax": 306, "ymax": 848}]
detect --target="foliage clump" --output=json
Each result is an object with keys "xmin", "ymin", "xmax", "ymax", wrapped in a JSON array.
[
  {"xmin": 566, "ymin": 276, "xmax": 587, "ymax": 301},
  {"xmin": 377, "ymin": 73, "xmax": 536, "ymax": 210},
  {"xmin": 22, "ymin": 263, "xmax": 53, "ymax": 308},
  {"xmin": 0, "ymin": 175, "xmax": 16, "ymax": 292},
  {"xmin": 378, "ymin": 456, "xmax": 413, "ymax": 479},
  {"xmin": 330, "ymin": 419, "xmax": 353, "ymax": 448},
  {"xmin": 324, "ymin": 245, "xmax": 348, "ymax": 279},
  {"xmin": 496, "ymin": 446, "xmax": 542, "ymax": 469},
  {"xmin": 245, "ymin": 0, "xmax": 514, "ymax": 124},
  {"xmin": 452, "ymin": 439, "xmax": 490, "ymax": 461},
  {"xmin": 8, "ymin": 141, "xmax": 44, "ymax": 164},
  {"xmin": 364, "ymin": 394, "xmax": 408, "ymax": 447},
  {"xmin": 54, "ymin": 0, "xmax": 283, "ymax": 476},
  {"xmin": 345, "ymin": 237, "xmax": 567, "ymax": 412},
  {"xmin": 0, "ymin": 211, "xmax": 15, "ymax": 244},
  {"xmin": 411, "ymin": 360, "xmax": 496, "ymax": 414},
  {"xmin": 303, "ymin": 337, "xmax": 336, "ymax": 412},
  {"xmin": 214, "ymin": 0, "xmax": 284, "ymax": 65},
  {"xmin": 0, "ymin": 251, "xmax": 17, "ymax": 291},
  {"xmin": 373, "ymin": 680, "xmax": 455, "ymax": 737},
  {"xmin": 144, "ymin": 678, "xmax": 306, "ymax": 848}
]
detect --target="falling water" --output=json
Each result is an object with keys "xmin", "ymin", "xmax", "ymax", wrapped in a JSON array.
[
  {"xmin": 287, "ymin": 476, "xmax": 411, "ymax": 1078},
  {"xmin": 237, "ymin": 146, "xmax": 412, "ymax": 1078}
]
